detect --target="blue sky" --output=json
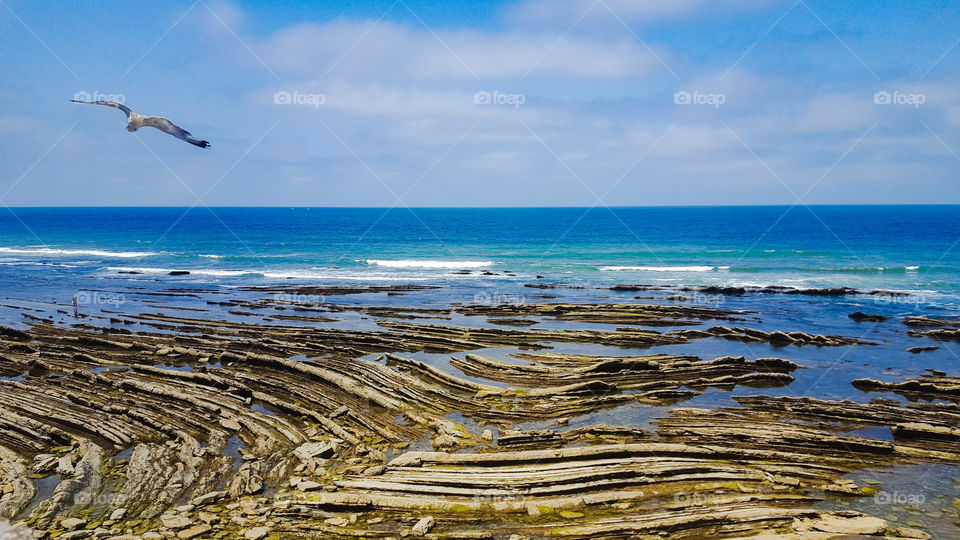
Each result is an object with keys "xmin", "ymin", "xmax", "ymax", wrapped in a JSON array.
[{"xmin": 1, "ymin": 0, "xmax": 958, "ymax": 206}]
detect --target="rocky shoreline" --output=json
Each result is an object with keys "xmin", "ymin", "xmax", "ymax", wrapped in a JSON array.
[{"xmin": 0, "ymin": 285, "xmax": 958, "ymax": 538}]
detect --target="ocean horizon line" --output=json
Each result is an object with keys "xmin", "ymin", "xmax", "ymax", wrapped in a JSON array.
[{"xmin": 3, "ymin": 203, "xmax": 960, "ymax": 210}]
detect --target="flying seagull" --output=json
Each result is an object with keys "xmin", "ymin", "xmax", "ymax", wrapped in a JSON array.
[{"xmin": 70, "ymin": 100, "xmax": 211, "ymax": 148}]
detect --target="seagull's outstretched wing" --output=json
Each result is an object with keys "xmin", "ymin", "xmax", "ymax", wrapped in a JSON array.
[
  {"xmin": 142, "ymin": 116, "xmax": 211, "ymax": 148},
  {"xmin": 70, "ymin": 100, "xmax": 132, "ymax": 119}
]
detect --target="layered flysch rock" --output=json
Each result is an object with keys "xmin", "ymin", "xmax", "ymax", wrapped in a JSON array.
[{"xmin": 0, "ymin": 292, "xmax": 955, "ymax": 538}]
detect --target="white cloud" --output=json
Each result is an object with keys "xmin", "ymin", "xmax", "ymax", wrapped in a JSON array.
[
  {"xmin": 503, "ymin": 0, "xmax": 782, "ymax": 28},
  {"xmin": 260, "ymin": 20, "xmax": 665, "ymax": 81},
  {"xmin": 796, "ymin": 93, "xmax": 876, "ymax": 132}
]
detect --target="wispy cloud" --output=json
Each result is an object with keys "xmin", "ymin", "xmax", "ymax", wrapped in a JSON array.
[{"xmin": 259, "ymin": 20, "xmax": 667, "ymax": 80}]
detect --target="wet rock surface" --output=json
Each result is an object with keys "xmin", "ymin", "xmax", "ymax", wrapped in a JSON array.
[
  {"xmin": 852, "ymin": 375, "xmax": 960, "ymax": 402},
  {"xmin": 0, "ymin": 291, "xmax": 956, "ymax": 538}
]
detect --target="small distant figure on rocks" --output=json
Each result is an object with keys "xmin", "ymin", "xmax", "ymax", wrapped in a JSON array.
[{"xmin": 73, "ymin": 295, "xmax": 79, "ymax": 317}]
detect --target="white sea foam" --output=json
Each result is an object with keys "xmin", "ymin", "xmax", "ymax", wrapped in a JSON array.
[
  {"xmin": 0, "ymin": 261, "xmax": 77, "ymax": 268},
  {"xmin": 198, "ymin": 254, "xmax": 223, "ymax": 259},
  {"xmin": 260, "ymin": 270, "xmax": 426, "ymax": 281},
  {"xmin": 599, "ymin": 265, "xmax": 730, "ymax": 272},
  {"xmin": 366, "ymin": 259, "xmax": 493, "ymax": 269},
  {"xmin": 0, "ymin": 247, "xmax": 154, "ymax": 258}
]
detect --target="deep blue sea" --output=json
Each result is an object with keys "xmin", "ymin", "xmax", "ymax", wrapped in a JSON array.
[{"xmin": 1, "ymin": 205, "xmax": 958, "ymax": 299}]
